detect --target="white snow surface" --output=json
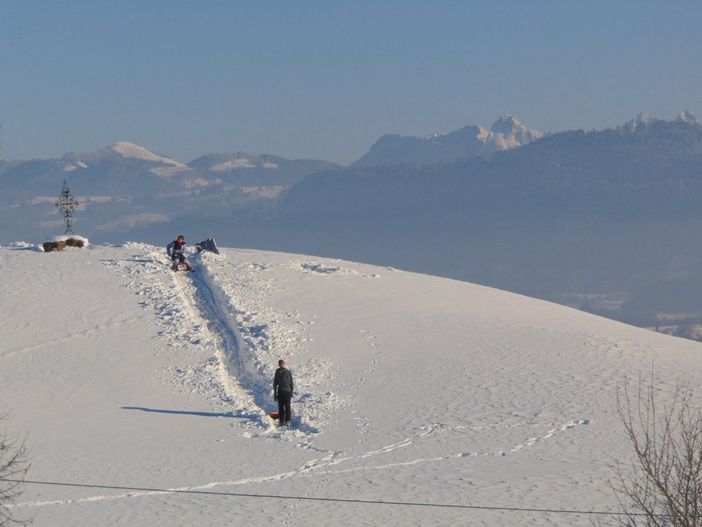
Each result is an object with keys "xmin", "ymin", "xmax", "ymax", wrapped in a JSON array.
[{"xmin": 2, "ymin": 243, "xmax": 702, "ymax": 526}]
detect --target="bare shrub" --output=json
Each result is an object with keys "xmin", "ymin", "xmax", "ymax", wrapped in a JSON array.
[
  {"xmin": 0, "ymin": 421, "xmax": 30, "ymax": 527},
  {"xmin": 613, "ymin": 374, "xmax": 702, "ymax": 526}
]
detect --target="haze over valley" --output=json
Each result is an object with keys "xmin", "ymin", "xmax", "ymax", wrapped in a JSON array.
[{"xmin": 3, "ymin": 111, "xmax": 702, "ymax": 340}]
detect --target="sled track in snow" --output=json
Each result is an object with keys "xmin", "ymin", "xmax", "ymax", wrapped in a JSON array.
[{"xmin": 176, "ymin": 261, "xmax": 272, "ymax": 425}]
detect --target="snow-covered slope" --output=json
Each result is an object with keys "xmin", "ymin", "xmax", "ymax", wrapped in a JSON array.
[{"xmin": 2, "ymin": 244, "xmax": 702, "ymax": 526}]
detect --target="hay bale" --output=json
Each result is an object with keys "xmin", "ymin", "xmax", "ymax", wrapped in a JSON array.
[
  {"xmin": 64, "ymin": 237, "xmax": 85, "ymax": 248},
  {"xmin": 43, "ymin": 240, "xmax": 67, "ymax": 252},
  {"xmin": 42, "ymin": 235, "xmax": 88, "ymax": 252}
]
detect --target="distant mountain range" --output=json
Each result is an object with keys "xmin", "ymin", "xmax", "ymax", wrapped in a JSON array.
[
  {"xmin": 281, "ymin": 111, "xmax": 702, "ymax": 221},
  {"xmin": 2, "ymin": 111, "xmax": 698, "ymax": 241},
  {"xmin": 0, "ymin": 114, "xmax": 543, "ymax": 241}
]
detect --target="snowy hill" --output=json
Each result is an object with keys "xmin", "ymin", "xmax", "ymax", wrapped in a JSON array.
[
  {"xmin": 2, "ymin": 243, "xmax": 702, "ymax": 526},
  {"xmin": 352, "ymin": 114, "xmax": 542, "ymax": 167}
]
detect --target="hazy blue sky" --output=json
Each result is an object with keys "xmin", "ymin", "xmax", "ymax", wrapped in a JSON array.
[{"xmin": 1, "ymin": 1, "xmax": 700, "ymax": 164}]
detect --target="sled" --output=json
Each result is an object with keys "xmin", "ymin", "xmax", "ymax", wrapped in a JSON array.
[
  {"xmin": 269, "ymin": 411, "xmax": 279, "ymax": 420},
  {"xmin": 195, "ymin": 237, "xmax": 220, "ymax": 255},
  {"xmin": 171, "ymin": 262, "xmax": 193, "ymax": 272}
]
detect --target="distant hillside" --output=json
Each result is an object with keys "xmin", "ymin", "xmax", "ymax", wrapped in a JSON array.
[
  {"xmin": 188, "ymin": 152, "xmax": 340, "ymax": 187},
  {"xmin": 0, "ymin": 142, "xmax": 339, "ymax": 242}
]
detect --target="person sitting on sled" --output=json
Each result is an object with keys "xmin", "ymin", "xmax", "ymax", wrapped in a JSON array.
[{"xmin": 166, "ymin": 234, "xmax": 191, "ymax": 271}]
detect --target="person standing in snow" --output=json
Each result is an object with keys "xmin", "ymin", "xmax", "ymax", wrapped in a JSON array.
[
  {"xmin": 273, "ymin": 359, "xmax": 294, "ymax": 426},
  {"xmin": 166, "ymin": 234, "xmax": 191, "ymax": 271}
]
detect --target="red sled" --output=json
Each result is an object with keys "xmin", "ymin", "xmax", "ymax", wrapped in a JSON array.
[
  {"xmin": 171, "ymin": 262, "xmax": 193, "ymax": 272},
  {"xmin": 269, "ymin": 411, "xmax": 279, "ymax": 420}
]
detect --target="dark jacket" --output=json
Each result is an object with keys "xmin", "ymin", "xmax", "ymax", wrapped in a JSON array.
[
  {"xmin": 167, "ymin": 240, "xmax": 185, "ymax": 259},
  {"xmin": 274, "ymin": 367, "xmax": 294, "ymax": 394}
]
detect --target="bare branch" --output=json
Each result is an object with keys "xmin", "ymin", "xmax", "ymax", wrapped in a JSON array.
[
  {"xmin": 613, "ymin": 372, "xmax": 702, "ymax": 526},
  {"xmin": 0, "ymin": 416, "xmax": 31, "ymax": 527}
]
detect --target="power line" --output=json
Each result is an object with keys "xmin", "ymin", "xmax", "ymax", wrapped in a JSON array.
[{"xmin": 2, "ymin": 478, "xmax": 654, "ymax": 517}]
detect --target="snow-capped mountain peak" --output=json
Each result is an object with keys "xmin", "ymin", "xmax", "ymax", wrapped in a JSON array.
[
  {"xmin": 677, "ymin": 110, "xmax": 698, "ymax": 124},
  {"xmin": 353, "ymin": 115, "xmax": 542, "ymax": 166},
  {"xmin": 625, "ymin": 112, "xmax": 659, "ymax": 132},
  {"xmin": 490, "ymin": 113, "xmax": 523, "ymax": 134},
  {"xmin": 109, "ymin": 142, "xmax": 185, "ymax": 167},
  {"xmin": 624, "ymin": 111, "xmax": 699, "ymax": 132},
  {"xmin": 489, "ymin": 114, "xmax": 542, "ymax": 150}
]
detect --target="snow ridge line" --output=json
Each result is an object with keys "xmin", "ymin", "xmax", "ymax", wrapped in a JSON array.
[{"xmin": 184, "ymin": 258, "xmax": 273, "ymax": 427}]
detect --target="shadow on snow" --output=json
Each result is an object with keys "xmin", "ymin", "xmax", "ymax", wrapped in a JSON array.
[{"xmin": 121, "ymin": 406, "xmax": 239, "ymax": 418}]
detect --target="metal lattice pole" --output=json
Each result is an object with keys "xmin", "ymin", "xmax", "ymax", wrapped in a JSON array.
[{"xmin": 55, "ymin": 180, "xmax": 79, "ymax": 234}]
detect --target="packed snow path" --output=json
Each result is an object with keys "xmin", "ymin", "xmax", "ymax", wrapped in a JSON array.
[
  {"xmin": 3, "ymin": 243, "xmax": 702, "ymax": 526},
  {"xmin": 117, "ymin": 243, "xmax": 334, "ymax": 434},
  {"xmin": 174, "ymin": 258, "xmax": 272, "ymax": 426}
]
